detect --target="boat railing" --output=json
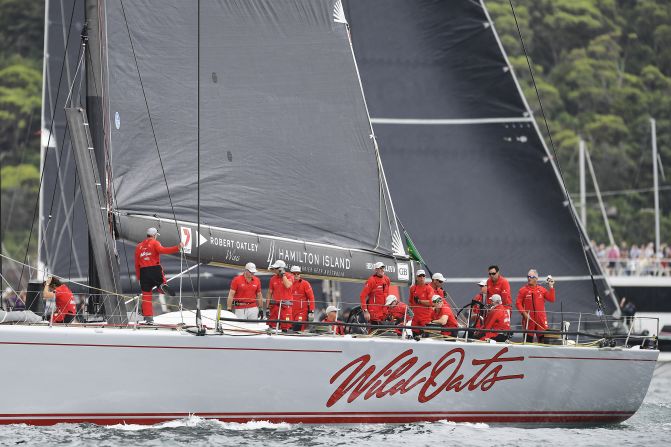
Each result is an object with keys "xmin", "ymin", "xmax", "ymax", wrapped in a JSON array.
[{"xmin": 3, "ymin": 294, "xmax": 660, "ymax": 350}]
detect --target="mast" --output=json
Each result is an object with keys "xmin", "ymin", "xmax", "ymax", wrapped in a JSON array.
[
  {"xmin": 579, "ymin": 139, "xmax": 586, "ymax": 227},
  {"xmin": 652, "ymin": 118, "xmax": 660, "ymax": 255},
  {"xmin": 66, "ymin": 107, "xmax": 126, "ymax": 323}
]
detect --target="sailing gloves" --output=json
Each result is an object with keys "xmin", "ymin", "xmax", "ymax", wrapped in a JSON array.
[
  {"xmin": 258, "ymin": 309, "xmax": 264, "ymax": 320},
  {"xmin": 308, "ymin": 311, "xmax": 314, "ymax": 322}
]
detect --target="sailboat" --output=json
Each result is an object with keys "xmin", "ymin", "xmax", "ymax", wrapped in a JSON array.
[{"xmin": 0, "ymin": 0, "xmax": 658, "ymax": 426}]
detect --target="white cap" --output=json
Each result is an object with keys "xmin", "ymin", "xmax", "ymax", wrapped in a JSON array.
[
  {"xmin": 326, "ymin": 305, "xmax": 340, "ymax": 314},
  {"xmin": 431, "ymin": 294, "xmax": 443, "ymax": 303},
  {"xmin": 416, "ymin": 269, "xmax": 426, "ymax": 276},
  {"xmin": 290, "ymin": 265, "xmax": 301, "ymax": 273},
  {"xmin": 478, "ymin": 279, "xmax": 487, "ymax": 286},
  {"xmin": 490, "ymin": 294, "xmax": 502, "ymax": 304},
  {"xmin": 244, "ymin": 262, "xmax": 257, "ymax": 273},
  {"xmin": 147, "ymin": 227, "xmax": 159, "ymax": 236},
  {"xmin": 432, "ymin": 272, "xmax": 447, "ymax": 282},
  {"xmin": 385, "ymin": 294, "xmax": 398, "ymax": 306},
  {"xmin": 270, "ymin": 260, "xmax": 287, "ymax": 269},
  {"xmin": 373, "ymin": 261, "xmax": 385, "ymax": 269}
]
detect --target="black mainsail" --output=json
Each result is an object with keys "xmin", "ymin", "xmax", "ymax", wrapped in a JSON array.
[
  {"xmin": 343, "ymin": 0, "xmax": 617, "ymax": 314},
  {"xmin": 105, "ymin": 0, "xmax": 410, "ymax": 283}
]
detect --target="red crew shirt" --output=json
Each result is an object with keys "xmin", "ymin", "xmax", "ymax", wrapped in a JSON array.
[
  {"xmin": 230, "ymin": 274, "xmax": 261, "ymax": 308},
  {"xmin": 321, "ymin": 317, "xmax": 345, "ymax": 335},
  {"xmin": 432, "ymin": 302, "xmax": 458, "ymax": 328},
  {"xmin": 408, "ymin": 283, "xmax": 433, "ymax": 325},
  {"xmin": 291, "ymin": 279, "xmax": 315, "ymax": 312},
  {"xmin": 359, "ymin": 274, "xmax": 390, "ymax": 320},
  {"xmin": 53, "ymin": 284, "xmax": 76, "ymax": 323},
  {"xmin": 385, "ymin": 301, "xmax": 411, "ymax": 323},
  {"xmin": 481, "ymin": 304, "xmax": 511, "ymax": 340},
  {"xmin": 515, "ymin": 284, "xmax": 556, "ymax": 331},
  {"xmin": 487, "ymin": 276, "xmax": 512, "ymax": 307},
  {"xmin": 134, "ymin": 238, "xmax": 180, "ymax": 277},
  {"xmin": 269, "ymin": 273, "xmax": 295, "ymax": 304}
]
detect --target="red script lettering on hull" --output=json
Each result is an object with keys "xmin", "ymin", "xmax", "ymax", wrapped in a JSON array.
[{"xmin": 327, "ymin": 347, "xmax": 524, "ymax": 407}]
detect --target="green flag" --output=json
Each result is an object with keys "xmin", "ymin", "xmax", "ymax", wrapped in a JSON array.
[{"xmin": 404, "ymin": 230, "xmax": 425, "ymax": 264}]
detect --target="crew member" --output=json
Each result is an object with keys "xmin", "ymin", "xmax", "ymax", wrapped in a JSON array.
[
  {"xmin": 290, "ymin": 265, "xmax": 315, "ymax": 331},
  {"xmin": 227, "ymin": 262, "xmax": 263, "ymax": 319},
  {"xmin": 134, "ymin": 227, "xmax": 182, "ymax": 324},
  {"xmin": 429, "ymin": 294, "xmax": 459, "ymax": 336},
  {"xmin": 516, "ymin": 269, "xmax": 556, "ymax": 343},
  {"xmin": 267, "ymin": 260, "xmax": 294, "ymax": 331},
  {"xmin": 42, "ymin": 276, "xmax": 76, "ymax": 324},
  {"xmin": 321, "ymin": 305, "xmax": 345, "ymax": 335},
  {"xmin": 408, "ymin": 270, "xmax": 432, "ymax": 327},
  {"xmin": 429, "ymin": 272, "xmax": 448, "ymax": 302},
  {"xmin": 480, "ymin": 294, "xmax": 510, "ymax": 342},
  {"xmin": 487, "ymin": 265, "xmax": 511, "ymax": 308},
  {"xmin": 384, "ymin": 294, "xmax": 413, "ymax": 326},
  {"xmin": 359, "ymin": 261, "xmax": 390, "ymax": 324},
  {"xmin": 470, "ymin": 279, "xmax": 489, "ymax": 328}
]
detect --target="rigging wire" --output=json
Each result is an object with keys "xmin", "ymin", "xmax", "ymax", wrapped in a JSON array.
[
  {"xmin": 118, "ymin": 0, "xmax": 197, "ymax": 294},
  {"xmin": 506, "ymin": 0, "xmax": 610, "ymax": 334},
  {"xmin": 67, "ymin": 168, "xmax": 77, "ymax": 280},
  {"xmin": 16, "ymin": 0, "xmax": 79, "ymax": 288}
]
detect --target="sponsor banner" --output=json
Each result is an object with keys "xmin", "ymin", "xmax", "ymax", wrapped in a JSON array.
[{"xmin": 117, "ymin": 214, "xmax": 415, "ymax": 284}]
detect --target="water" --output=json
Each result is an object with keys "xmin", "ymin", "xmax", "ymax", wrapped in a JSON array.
[{"xmin": 2, "ymin": 366, "xmax": 670, "ymax": 447}]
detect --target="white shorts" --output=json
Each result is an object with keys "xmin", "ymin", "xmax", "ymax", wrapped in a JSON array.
[{"xmin": 234, "ymin": 307, "xmax": 259, "ymax": 320}]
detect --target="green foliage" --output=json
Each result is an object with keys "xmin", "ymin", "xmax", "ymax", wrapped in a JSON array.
[
  {"xmin": 1, "ymin": 164, "xmax": 39, "ymax": 191},
  {"xmin": 489, "ymin": 0, "xmax": 671, "ymax": 245}
]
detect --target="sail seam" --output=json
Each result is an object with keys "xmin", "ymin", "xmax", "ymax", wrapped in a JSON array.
[{"xmin": 370, "ymin": 117, "xmax": 534, "ymax": 125}]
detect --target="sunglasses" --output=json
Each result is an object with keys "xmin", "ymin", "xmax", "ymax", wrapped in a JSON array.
[
  {"xmin": 488, "ymin": 272, "xmax": 497, "ymax": 276},
  {"xmin": 528, "ymin": 275, "xmax": 538, "ymax": 279}
]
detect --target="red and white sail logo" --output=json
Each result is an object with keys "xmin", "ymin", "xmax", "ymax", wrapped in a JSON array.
[
  {"xmin": 181, "ymin": 227, "xmax": 192, "ymax": 254},
  {"xmin": 327, "ymin": 347, "xmax": 524, "ymax": 407}
]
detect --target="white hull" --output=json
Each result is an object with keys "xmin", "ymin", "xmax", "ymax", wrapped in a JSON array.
[{"xmin": 0, "ymin": 323, "xmax": 657, "ymax": 426}]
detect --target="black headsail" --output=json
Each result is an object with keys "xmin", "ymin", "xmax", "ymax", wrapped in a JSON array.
[
  {"xmin": 343, "ymin": 0, "xmax": 617, "ymax": 314},
  {"xmin": 106, "ymin": 0, "xmax": 411, "ymax": 283}
]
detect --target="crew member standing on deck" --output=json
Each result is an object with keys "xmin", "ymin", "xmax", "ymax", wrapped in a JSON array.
[
  {"xmin": 360, "ymin": 261, "xmax": 390, "ymax": 324},
  {"xmin": 267, "ymin": 260, "xmax": 294, "ymax": 331},
  {"xmin": 429, "ymin": 272, "xmax": 448, "ymax": 303},
  {"xmin": 135, "ymin": 227, "xmax": 182, "ymax": 324},
  {"xmin": 42, "ymin": 276, "xmax": 76, "ymax": 324},
  {"xmin": 487, "ymin": 265, "xmax": 511, "ymax": 308},
  {"xmin": 516, "ymin": 269, "xmax": 556, "ymax": 343},
  {"xmin": 227, "ymin": 262, "xmax": 263, "ymax": 319},
  {"xmin": 290, "ymin": 265, "xmax": 314, "ymax": 331},
  {"xmin": 408, "ymin": 270, "xmax": 432, "ymax": 327}
]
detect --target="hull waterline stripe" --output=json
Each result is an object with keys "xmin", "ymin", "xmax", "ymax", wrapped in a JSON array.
[
  {"xmin": 0, "ymin": 411, "xmax": 634, "ymax": 425},
  {"xmin": 0, "ymin": 410, "xmax": 636, "ymax": 417},
  {"xmin": 0, "ymin": 341, "xmax": 341, "ymax": 354},
  {"xmin": 370, "ymin": 117, "xmax": 534, "ymax": 125}
]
